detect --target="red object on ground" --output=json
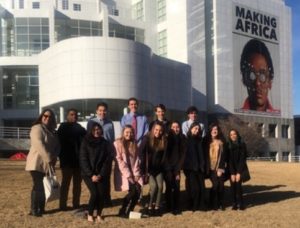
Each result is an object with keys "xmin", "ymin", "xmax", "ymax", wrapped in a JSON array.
[{"xmin": 9, "ymin": 152, "xmax": 27, "ymax": 160}]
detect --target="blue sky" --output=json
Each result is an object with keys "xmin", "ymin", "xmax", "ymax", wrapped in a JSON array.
[{"xmin": 285, "ymin": 1, "xmax": 300, "ymax": 115}]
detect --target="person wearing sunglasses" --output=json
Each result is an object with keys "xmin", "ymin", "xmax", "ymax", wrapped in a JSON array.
[
  {"xmin": 240, "ymin": 39, "xmax": 279, "ymax": 113},
  {"xmin": 25, "ymin": 109, "xmax": 60, "ymax": 217}
]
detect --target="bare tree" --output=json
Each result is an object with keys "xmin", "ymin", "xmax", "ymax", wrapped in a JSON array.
[{"xmin": 215, "ymin": 115, "xmax": 269, "ymax": 157}]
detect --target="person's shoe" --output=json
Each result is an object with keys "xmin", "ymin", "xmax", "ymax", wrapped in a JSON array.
[
  {"xmin": 147, "ymin": 207, "xmax": 154, "ymax": 216},
  {"xmin": 232, "ymin": 204, "xmax": 238, "ymax": 210},
  {"xmin": 172, "ymin": 209, "xmax": 181, "ymax": 215},
  {"xmin": 238, "ymin": 204, "xmax": 245, "ymax": 210},
  {"xmin": 218, "ymin": 205, "xmax": 225, "ymax": 211},
  {"xmin": 154, "ymin": 208, "xmax": 162, "ymax": 217},
  {"xmin": 118, "ymin": 208, "xmax": 127, "ymax": 218},
  {"xmin": 28, "ymin": 211, "xmax": 42, "ymax": 217}
]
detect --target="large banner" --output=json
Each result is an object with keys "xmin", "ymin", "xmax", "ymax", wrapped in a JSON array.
[{"xmin": 233, "ymin": 4, "xmax": 281, "ymax": 116}]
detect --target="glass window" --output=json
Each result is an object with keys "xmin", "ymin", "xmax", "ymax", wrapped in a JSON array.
[
  {"xmin": 79, "ymin": 20, "xmax": 90, "ymax": 28},
  {"xmin": 281, "ymin": 125, "xmax": 289, "ymax": 139},
  {"xmin": 132, "ymin": 0, "xmax": 144, "ymax": 21},
  {"xmin": 2, "ymin": 69, "xmax": 39, "ymax": 109},
  {"xmin": 29, "ymin": 34, "xmax": 41, "ymax": 43},
  {"xmin": 158, "ymin": 29, "xmax": 167, "ymax": 57},
  {"xmin": 79, "ymin": 28, "xmax": 91, "ymax": 36},
  {"xmin": 42, "ymin": 26, "xmax": 49, "ymax": 34},
  {"xmin": 32, "ymin": 2, "xmax": 40, "ymax": 9},
  {"xmin": 16, "ymin": 34, "xmax": 28, "ymax": 43},
  {"xmin": 268, "ymin": 124, "xmax": 277, "ymax": 138},
  {"xmin": 29, "ymin": 27, "xmax": 41, "ymax": 34},
  {"xmin": 269, "ymin": 151, "xmax": 277, "ymax": 161},
  {"xmin": 282, "ymin": 152, "xmax": 290, "ymax": 162},
  {"xmin": 29, "ymin": 18, "xmax": 40, "ymax": 26},
  {"xmin": 157, "ymin": 0, "xmax": 166, "ymax": 22},
  {"xmin": 15, "ymin": 18, "xmax": 28, "ymax": 26},
  {"xmin": 62, "ymin": 0, "xmax": 69, "ymax": 10},
  {"xmin": 73, "ymin": 3, "xmax": 81, "ymax": 11},
  {"xmin": 19, "ymin": 0, "xmax": 24, "ymax": 9},
  {"xmin": 16, "ymin": 26, "xmax": 28, "ymax": 34},
  {"xmin": 41, "ymin": 18, "xmax": 48, "ymax": 26}
]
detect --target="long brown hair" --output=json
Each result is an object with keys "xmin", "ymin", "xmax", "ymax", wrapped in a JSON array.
[{"xmin": 32, "ymin": 109, "xmax": 57, "ymax": 132}]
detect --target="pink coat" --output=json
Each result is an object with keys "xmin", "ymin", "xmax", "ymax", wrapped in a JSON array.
[{"xmin": 113, "ymin": 139, "xmax": 143, "ymax": 192}]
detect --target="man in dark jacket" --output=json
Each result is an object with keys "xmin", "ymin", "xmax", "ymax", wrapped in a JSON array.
[{"xmin": 58, "ymin": 108, "xmax": 86, "ymax": 210}]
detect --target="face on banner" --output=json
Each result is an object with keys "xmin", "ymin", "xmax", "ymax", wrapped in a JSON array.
[{"xmin": 233, "ymin": 4, "xmax": 281, "ymax": 116}]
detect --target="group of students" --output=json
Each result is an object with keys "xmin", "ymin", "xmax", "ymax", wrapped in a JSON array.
[{"xmin": 25, "ymin": 97, "xmax": 250, "ymax": 223}]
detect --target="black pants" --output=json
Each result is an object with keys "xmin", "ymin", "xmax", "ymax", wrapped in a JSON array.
[
  {"xmin": 60, "ymin": 167, "xmax": 82, "ymax": 209},
  {"xmin": 230, "ymin": 180, "xmax": 243, "ymax": 206},
  {"xmin": 165, "ymin": 170, "xmax": 180, "ymax": 211},
  {"xmin": 83, "ymin": 176, "xmax": 105, "ymax": 216},
  {"xmin": 30, "ymin": 171, "xmax": 46, "ymax": 214},
  {"xmin": 209, "ymin": 171, "xmax": 225, "ymax": 209},
  {"xmin": 120, "ymin": 183, "xmax": 141, "ymax": 216},
  {"xmin": 184, "ymin": 170, "xmax": 205, "ymax": 211}
]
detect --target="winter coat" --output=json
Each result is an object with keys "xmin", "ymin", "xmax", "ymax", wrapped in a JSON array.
[
  {"xmin": 25, "ymin": 124, "xmax": 60, "ymax": 173},
  {"xmin": 113, "ymin": 139, "xmax": 143, "ymax": 191},
  {"xmin": 79, "ymin": 136, "xmax": 112, "ymax": 179}
]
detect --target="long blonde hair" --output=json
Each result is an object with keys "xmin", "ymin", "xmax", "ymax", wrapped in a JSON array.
[
  {"xmin": 148, "ymin": 122, "xmax": 167, "ymax": 152},
  {"xmin": 120, "ymin": 125, "xmax": 138, "ymax": 158}
]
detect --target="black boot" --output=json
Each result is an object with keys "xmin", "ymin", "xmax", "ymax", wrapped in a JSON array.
[
  {"xmin": 37, "ymin": 191, "xmax": 45, "ymax": 216},
  {"xmin": 29, "ymin": 191, "xmax": 42, "ymax": 217}
]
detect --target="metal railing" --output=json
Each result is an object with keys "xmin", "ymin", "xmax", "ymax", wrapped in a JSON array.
[
  {"xmin": 248, "ymin": 156, "xmax": 300, "ymax": 163},
  {"xmin": 0, "ymin": 127, "xmax": 30, "ymax": 139}
]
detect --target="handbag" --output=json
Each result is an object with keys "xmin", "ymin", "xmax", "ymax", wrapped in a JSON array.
[
  {"xmin": 241, "ymin": 163, "xmax": 251, "ymax": 183},
  {"xmin": 43, "ymin": 166, "xmax": 60, "ymax": 203}
]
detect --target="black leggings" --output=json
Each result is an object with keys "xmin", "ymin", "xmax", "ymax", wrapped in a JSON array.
[
  {"xmin": 230, "ymin": 180, "xmax": 243, "ymax": 206},
  {"xmin": 209, "ymin": 171, "xmax": 225, "ymax": 208},
  {"xmin": 165, "ymin": 170, "xmax": 180, "ymax": 211},
  {"xmin": 184, "ymin": 170, "xmax": 205, "ymax": 211},
  {"xmin": 121, "ymin": 183, "xmax": 141, "ymax": 214},
  {"xmin": 83, "ymin": 176, "xmax": 105, "ymax": 216},
  {"xmin": 30, "ymin": 171, "xmax": 45, "ymax": 192}
]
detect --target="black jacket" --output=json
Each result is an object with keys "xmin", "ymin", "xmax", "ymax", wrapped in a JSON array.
[
  {"xmin": 226, "ymin": 141, "xmax": 247, "ymax": 175},
  {"xmin": 57, "ymin": 122, "xmax": 86, "ymax": 168},
  {"xmin": 164, "ymin": 132, "xmax": 186, "ymax": 173},
  {"xmin": 79, "ymin": 136, "xmax": 112, "ymax": 179},
  {"xmin": 139, "ymin": 135, "xmax": 166, "ymax": 176},
  {"xmin": 183, "ymin": 136, "xmax": 205, "ymax": 173}
]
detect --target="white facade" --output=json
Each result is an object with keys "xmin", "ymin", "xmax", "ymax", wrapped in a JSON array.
[
  {"xmin": 39, "ymin": 36, "xmax": 191, "ymax": 111},
  {"xmin": 0, "ymin": 0, "xmax": 295, "ymax": 159}
]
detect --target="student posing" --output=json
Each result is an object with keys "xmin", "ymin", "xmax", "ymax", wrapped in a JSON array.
[
  {"xmin": 79, "ymin": 123, "xmax": 112, "ymax": 223},
  {"xmin": 204, "ymin": 123, "xmax": 226, "ymax": 210},
  {"xmin": 183, "ymin": 122, "xmax": 206, "ymax": 211},
  {"xmin": 140, "ymin": 122, "xmax": 167, "ymax": 216},
  {"xmin": 163, "ymin": 121, "xmax": 186, "ymax": 214},
  {"xmin": 226, "ymin": 129, "xmax": 250, "ymax": 210},
  {"xmin": 58, "ymin": 108, "xmax": 86, "ymax": 210},
  {"xmin": 25, "ymin": 109, "xmax": 60, "ymax": 217},
  {"xmin": 114, "ymin": 125, "xmax": 143, "ymax": 217}
]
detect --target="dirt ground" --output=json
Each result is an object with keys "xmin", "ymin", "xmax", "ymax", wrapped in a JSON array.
[{"xmin": 0, "ymin": 160, "xmax": 300, "ymax": 228}]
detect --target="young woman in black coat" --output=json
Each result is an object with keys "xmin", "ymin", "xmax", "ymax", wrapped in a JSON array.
[
  {"xmin": 226, "ymin": 129, "xmax": 250, "ymax": 210},
  {"xmin": 163, "ymin": 121, "xmax": 186, "ymax": 214},
  {"xmin": 183, "ymin": 122, "xmax": 206, "ymax": 211},
  {"xmin": 80, "ymin": 122, "xmax": 112, "ymax": 223}
]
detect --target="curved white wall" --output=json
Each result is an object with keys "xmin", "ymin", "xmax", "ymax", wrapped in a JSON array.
[{"xmin": 38, "ymin": 37, "xmax": 191, "ymax": 111}]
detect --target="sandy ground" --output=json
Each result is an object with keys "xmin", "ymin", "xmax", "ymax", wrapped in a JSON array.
[{"xmin": 0, "ymin": 160, "xmax": 300, "ymax": 228}]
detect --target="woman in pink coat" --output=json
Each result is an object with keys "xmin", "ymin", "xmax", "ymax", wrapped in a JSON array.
[{"xmin": 114, "ymin": 125, "xmax": 143, "ymax": 218}]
